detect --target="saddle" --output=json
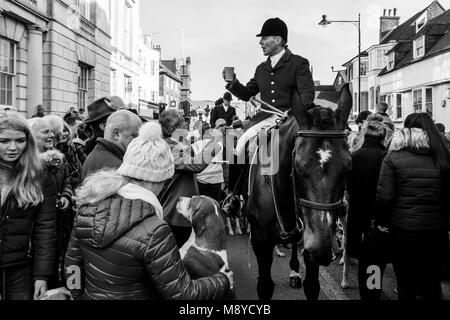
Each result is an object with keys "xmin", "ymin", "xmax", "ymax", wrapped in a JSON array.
[{"xmin": 249, "ymin": 117, "xmax": 304, "ymax": 245}]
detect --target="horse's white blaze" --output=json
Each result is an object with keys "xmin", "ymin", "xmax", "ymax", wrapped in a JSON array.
[{"xmin": 317, "ymin": 148, "xmax": 332, "ymax": 167}]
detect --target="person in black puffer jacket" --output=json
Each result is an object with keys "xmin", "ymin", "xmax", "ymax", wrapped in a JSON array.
[
  {"xmin": 65, "ymin": 122, "xmax": 232, "ymax": 300},
  {"xmin": 376, "ymin": 113, "xmax": 450, "ymax": 300},
  {"xmin": 0, "ymin": 113, "xmax": 56, "ymax": 300},
  {"xmin": 346, "ymin": 118, "xmax": 388, "ymax": 300}
]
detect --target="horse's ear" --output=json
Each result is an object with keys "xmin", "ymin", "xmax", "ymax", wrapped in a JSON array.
[
  {"xmin": 290, "ymin": 89, "xmax": 309, "ymax": 129},
  {"xmin": 336, "ymin": 83, "xmax": 352, "ymax": 129}
]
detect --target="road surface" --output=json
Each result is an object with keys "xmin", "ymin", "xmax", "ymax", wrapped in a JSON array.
[{"xmin": 226, "ymin": 234, "xmax": 450, "ymax": 300}]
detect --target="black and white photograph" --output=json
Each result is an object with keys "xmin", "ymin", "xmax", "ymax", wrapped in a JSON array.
[{"xmin": 1, "ymin": 0, "xmax": 450, "ymax": 311}]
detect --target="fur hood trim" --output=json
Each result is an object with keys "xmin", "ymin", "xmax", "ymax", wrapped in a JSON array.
[
  {"xmin": 388, "ymin": 128, "xmax": 430, "ymax": 152},
  {"xmin": 39, "ymin": 149, "xmax": 65, "ymax": 166}
]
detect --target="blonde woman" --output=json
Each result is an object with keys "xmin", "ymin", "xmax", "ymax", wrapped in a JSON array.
[{"xmin": 0, "ymin": 113, "xmax": 56, "ymax": 300}]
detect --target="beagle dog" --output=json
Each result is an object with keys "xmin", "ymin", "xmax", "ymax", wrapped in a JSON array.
[{"xmin": 177, "ymin": 196, "xmax": 231, "ymax": 280}]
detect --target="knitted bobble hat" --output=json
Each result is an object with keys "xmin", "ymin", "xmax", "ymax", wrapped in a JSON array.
[{"xmin": 118, "ymin": 122, "xmax": 174, "ymax": 182}]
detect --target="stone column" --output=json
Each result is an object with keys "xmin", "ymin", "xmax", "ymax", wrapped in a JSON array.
[{"xmin": 26, "ymin": 25, "xmax": 45, "ymax": 118}]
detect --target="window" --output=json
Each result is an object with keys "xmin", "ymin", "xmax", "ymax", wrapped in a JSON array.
[
  {"xmin": 78, "ymin": 64, "xmax": 90, "ymax": 111},
  {"xmin": 111, "ymin": 70, "xmax": 117, "ymax": 95},
  {"xmin": 360, "ymin": 61, "xmax": 368, "ymax": 76},
  {"xmin": 413, "ymin": 89, "xmax": 423, "ymax": 113},
  {"xmin": 388, "ymin": 52, "xmax": 395, "ymax": 70},
  {"xmin": 377, "ymin": 50, "xmax": 383, "ymax": 69},
  {"xmin": 124, "ymin": 75, "xmax": 131, "ymax": 103},
  {"xmin": 416, "ymin": 12, "xmax": 427, "ymax": 33},
  {"xmin": 414, "ymin": 36, "xmax": 425, "ymax": 59},
  {"xmin": 0, "ymin": 38, "xmax": 15, "ymax": 107},
  {"xmin": 348, "ymin": 65, "xmax": 354, "ymax": 81},
  {"xmin": 151, "ymin": 60, "xmax": 155, "ymax": 75},
  {"xmin": 376, "ymin": 86, "xmax": 380, "ymax": 105},
  {"xmin": 396, "ymin": 94, "xmax": 402, "ymax": 120},
  {"xmin": 361, "ymin": 92, "xmax": 369, "ymax": 111},
  {"xmin": 75, "ymin": 0, "xmax": 91, "ymax": 19},
  {"xmin": 425, "ymin": 88, "xmax": 433, "ymax": 117},
  {"xmin": 123, "ymin": 2, "xmax": 132, "ymax": 55},
  {"xmin": 370, "ymin": 87, "xmax": 375, "ymax": 110}
]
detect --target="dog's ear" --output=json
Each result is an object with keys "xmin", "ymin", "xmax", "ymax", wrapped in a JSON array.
[{"xmin": 192, "ymin": 214, "xmax": 206, "ymax": 236}]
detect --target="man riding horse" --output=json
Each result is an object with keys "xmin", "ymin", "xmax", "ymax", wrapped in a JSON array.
[{"xmin": 222, "ymin": 17, "xmax": 315, "ymax": 198}]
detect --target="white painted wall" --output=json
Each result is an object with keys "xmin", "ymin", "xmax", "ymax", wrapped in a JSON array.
[{"xmin": 380, "ymin": 51, "xmax": 450, "ymax": 129}]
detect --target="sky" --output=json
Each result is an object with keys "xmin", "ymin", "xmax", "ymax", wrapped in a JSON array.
[{"xmin": 141, "ymin": 0, "xmax": 450, "ymax": 101}]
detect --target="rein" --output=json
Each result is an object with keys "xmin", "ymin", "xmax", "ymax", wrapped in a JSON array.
[{"xmin": 254, "ymin": 99, "xmax": 346, "ymax": 241}]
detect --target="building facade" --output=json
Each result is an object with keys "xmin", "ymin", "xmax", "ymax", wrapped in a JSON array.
[
  {"xmin": 137, "ymin": 34, "xmax": 160, "ymax": 119},
  {"xmin": 160, "ymin": 59, "xmax": 182, "ymax": 111},
  {"xmin": 179, "ymin": 57, "xmax": 192, "ymax": 116},
  {"xmin": 342, "ymin": 51, "xmax": 369, "ymax": 116},
  {"xmin": 109, "ymin": 0, "xmax": 140, "ymax": 108},
  {"xmin": 109, "ymin": 0, "xmax": 160, "ymax": 119},
  {"xmin": 339, "ymin": 1, "xmax": 449, "ymax": 127},
  {"xmin": 0, "ymin": 0, "xmax": 111, "ymax": 117}
]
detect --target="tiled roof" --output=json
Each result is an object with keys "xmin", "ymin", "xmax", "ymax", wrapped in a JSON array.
[
  {"xmin": 160, "ymin": 63, "xmax": 182, "ymax": 82},
  {"xmin": 379, "ymin": 8, "xmax": 450, "ymax": 76},
  {"xmin": 380, "ymin": 9, "xmax": 427, "ymax": 44},
  {"xmin": 342, "ymin": 51, "xmax": 368, "ymax": 67}
]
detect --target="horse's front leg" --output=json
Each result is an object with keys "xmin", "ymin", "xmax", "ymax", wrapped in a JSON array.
[
  {"xmin": 303, "ymin": 251, "xmax": 320, "ymax": 300},
  {"xmin": 251, "ymin": 232, "xmax": 275, "ymax": 300},
  {"xmin": 289, "ymin": 243, "xmax": 302, "ymax": 289}
]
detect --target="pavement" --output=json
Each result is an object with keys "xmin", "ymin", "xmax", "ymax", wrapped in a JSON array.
[{"xmin": 226, "ymin": 233, "xmax": 450, "ymax": 300}]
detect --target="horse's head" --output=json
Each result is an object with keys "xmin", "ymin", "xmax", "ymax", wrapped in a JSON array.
[{"xmin": 292, "ymin": 84, "xmax": 352, "ymax": 266}]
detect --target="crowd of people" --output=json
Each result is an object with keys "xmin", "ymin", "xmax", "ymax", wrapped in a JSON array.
[
  {"xmin": 1, "ymin": 14, "xmax": 450, "ymax": 301},
  {"xmin": 1, "ymin": 92, "xmax": 450, "ymax": 301},
  {"xmin": 346, "ymin": 104, "xmax": 450, "ymax": 300},
  {"xmin": 0, "ymin": 96, "xmax": 238, "ymax": 300}
]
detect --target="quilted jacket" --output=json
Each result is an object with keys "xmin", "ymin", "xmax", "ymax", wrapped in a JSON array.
[
  {"xmin": 0, "ymin": 163, "xmax": 57, "ymax": 281},
  {"xmin": 376, "ymin": 128, "xmax": 450, "ymax": 230},
  {"xmin": 65, "ymin": 193, "xmax": 230, "ymax": 300}
]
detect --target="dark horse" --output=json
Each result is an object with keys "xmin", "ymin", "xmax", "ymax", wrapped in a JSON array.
[{"xmin": 246, "ymin": 84, "xmax": 352, "ymax": 300}]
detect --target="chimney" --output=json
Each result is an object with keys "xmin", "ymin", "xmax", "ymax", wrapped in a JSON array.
[
  {"xmin": 153, "ymin": 44, "xmax": 161, "ymax": 56},
  {"xmin": 380, "ymin": 8, "xmax": 400, "ymax": 42}
]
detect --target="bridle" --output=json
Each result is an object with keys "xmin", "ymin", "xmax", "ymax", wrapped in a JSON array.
[
  {"xmin": 255, "ymin": 101, "xmax": 348, "ymax": 241},
  {"xmin": 293, "ymin": 130, "xmax": 347, "ymax": 213},
  {"xmin": 274, "ymin": 129, "xmax": 348, "ymax": 241},
  {"xmin": 270, "ymin": 129, "xmax": 348, "ymax": 241}
]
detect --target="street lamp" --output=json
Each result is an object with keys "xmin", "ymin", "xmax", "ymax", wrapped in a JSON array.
[{"xmin": 319, "ymin": 14, "xmax": 361, "ymax": 113}]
